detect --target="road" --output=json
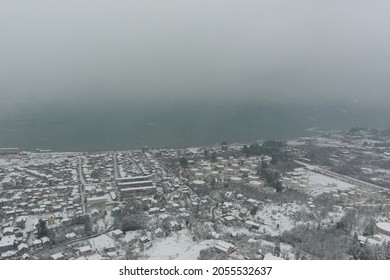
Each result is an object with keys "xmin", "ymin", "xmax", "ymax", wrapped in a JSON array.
[
  {"xmin": 113, "ymin": 152, "xmax": 119, "ymax": 180},
  {"xmin": 148, "ymin": 153, "xmax": 223, "ymax": 221},
  {"xmin": 148, "ymin": 153, "xmax": 199, "ymax": 197},
  {"xmin": 78, "ymin": 156, "xmax": 86, "ymax": 213}
]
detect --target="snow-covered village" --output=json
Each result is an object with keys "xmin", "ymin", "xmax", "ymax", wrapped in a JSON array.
[{"xmin": 1, "ymin": 127, "xmax": 390, "ymax": 260}]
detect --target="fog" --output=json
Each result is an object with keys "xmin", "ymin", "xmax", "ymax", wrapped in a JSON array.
[
  {"xmin": 2, "ymin": 0, "xmax": 390, "ymax": 105},
  {"xmin": 1, "ymin": 1, "xmax": 390, "ymax": 150}
]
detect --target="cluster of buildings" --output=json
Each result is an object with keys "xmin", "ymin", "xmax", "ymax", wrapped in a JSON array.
[{"xmin": 2, "ymin": 127, "xmax": 390, "ymax": 260}]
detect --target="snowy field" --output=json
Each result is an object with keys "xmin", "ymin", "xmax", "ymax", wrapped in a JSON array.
[
  {"xmin": 307, "ymin": 171, "xmax": 356, "ymax": 196},
  {"xmin": 255, "ymin": 202, "xmax": 310, "ymax": 235},
  {"xmin": 144, "ymin": 229, "xmax": 216, "ymax": 260}
]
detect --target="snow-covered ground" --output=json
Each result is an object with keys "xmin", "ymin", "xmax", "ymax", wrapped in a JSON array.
[
  {"xmin": 88, "ymin": 234, "xmax": 116, "ymax": 254},
  {"xmin": 144, "ymin": 230, "xmax": 216, "ymax": 260},
  {"xmin": 255, "ymin": 202, "xmax": 310, "ymax": 235},
  {"xmin": 307, "ymin": 171, "xmax": 356, "ymax": 196}
]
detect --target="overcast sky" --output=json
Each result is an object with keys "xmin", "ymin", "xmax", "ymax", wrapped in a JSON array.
[{"xmin": 1, "ymin": 0, "xmax": 390, "ymax": 109}]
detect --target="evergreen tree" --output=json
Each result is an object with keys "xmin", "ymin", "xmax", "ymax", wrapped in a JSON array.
[
  {"xmin": 363, "ymin": 220, "xmax": 375, "ymax": 236},
  {"xmin": 179, "ymin": 157, "xmax": 188, "ymax": 168},
  {"xmin": 84, "ymin": 216, "xmax": 92, "ymax": 236},
  {"xmin": 385, "ymin": 242, "xmax": 390, "ymax": 260},
  {"xmin": 351, "ymin": 232, "xmax": 360, "ymax": 260},
  {"xmin": 242, "ymin": 145, "xmax": 250, "ymax": 157},
  {"xmin": 211, "ymin": 152, "xmax": 217, "ymax": 163},
  {"xmin": 374, "ymin": 244, "xmax": 386, "ymax": 260},
  {"xmin": 358, "ymin": 240, "xmax": 375, "ymax": 260},
  {"xmin": 274, "ymin": 242, "xmax": 281, "ymax": 257},
  {"xmin": 36, "ymin": 219, "xmax": 48, "ymax": 239},
  {"xmin": 250, "ymin": 206, "xmax": 258, "ymax": 216}
]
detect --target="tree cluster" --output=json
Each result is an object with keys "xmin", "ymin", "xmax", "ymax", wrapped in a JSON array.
[
  {"xmin": 280, "ymin": 224, "xmax": 351, "ymax": 259},
  {"xmin": 261, "ymin": 167, "xmax": 284, "ymax": 192},
  {"xmin": 350, "ymin": 232, "xmax": 390, "ymax": 260},
  {"xmin": 36, "ymin": 219, "xmax": 48, "ymax": 239},
  {"xmin": 179, "ymin": 157, "xmax": 188, "ymax": 168},
  {"xmin": 117, "ymin": 214, "xmax": 146, "ymax": 232},
  {"xmin": 242, "ymin": 141, "xmax": 290, "ymax": 164}
]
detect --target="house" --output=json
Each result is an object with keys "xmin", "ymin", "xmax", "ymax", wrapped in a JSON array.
[
  {"xmin": 61, "ymin": 218, "xmax": 71, "ymax": 225},
  {"xmin": 245, "ymin": 198, "xmax": 258, "ymax": 205},
  {"xmin": 91, "ymin": 208, "xmax": 100, "ymax": 217},
  {"xmin": 33, "ymin": 239, "xmax": 43, "ymax": 249},
  {"xmin": 169, "ymin": 221, "xmax": 182, "ymax": 231},
  {"xmin": 254, "ymin": 249, "xmax": 264, "ymax": 260},
  {"xmin": 171, "ymin": 202, "xmax": 180, "ymax": 208},
  {"xmin": 86, "ymin": 196, "xmax": 107, "ymax": 207},
  {"xmin": 111, "ymin": 207, "xmax": 122, "ymax": 217},
  {"xmin": 0, "ymin": 235, "xmax": 15, "ymax": 253},
  {"xmin": 154, "ymin": 228, "xmax": 163, "ymax": 238},
  {"xmin": 263, "ymin": 253, "xmax": 283, "ymax": 260},
  {"xmin": 112, "ymin": 229, "xmax": 124, "ymax": 238},
  {"xmin": 41, "ymin": 236, "xmax": 51, "ymax": 246},
  {"xmin": 223, "ymin": 215, "xmax": 236, "ymax": 226},
  {"xmin": 210, "ymin": 231, "xmax": 221, "ymax": 239},
  {"xmin": 148, "ymin": 207, "xmax": 160, "ymax": 215},
  {"xmin": 2, "ymin": 227, "xmax": 15, "ymax": 236},
  {"xmin": 106, "ymin": 251, "xmax": 117, "ymax": 258},
  {"xmin": 245, "ymin": 220, "xmax": 260, "ymax": 230},
  {"xmin": 1, "ymin": 250, "xmax": 17, "ymax": 259},
  {"xmin": 51, "ymin": 252, "xmax": 65, "ymax": 260},
  {"xmin": 139, "ymin": 236, "xmax": 150, "ymax": 244},
  {"xmin": 65, "ymin": 232, "xmax": 77, "ymax": 240},
  {"xmin": 239, "ymin": 209, "xmax": 247, "ymax": 218},
  {"xmin": 215, "ymin": 241, "xmax": 236, "ymax": 255},
  {"xmin": 223, "ymin": 202, "xmax": 233, "ymax": 208},
  {"xmin": 358, "ymin": 235, "xmax": 383, "ymax": 246},
  {"xmin": 17, "ymin": 243, "xmax": 29, "ymax": 254},
  {"xmin": 78, "ymin": 245, "xmax": 92, "ymax": 256},
  {"xmin": 104, "ymin": 244, "xmax": 116, "ymax": 252}
]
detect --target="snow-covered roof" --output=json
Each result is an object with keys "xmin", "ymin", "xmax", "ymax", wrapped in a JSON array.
[
  {"xmin": 245, "ymin": 220, "xmax": 260, "ymax": 227},
  {"xmin": 65, "ymin": 232, "xmax": 76, "ymax": 239},
  {"xmin": 192, "ymin": 180, "xmax": 205, "ymax": 185},
  {"xmin": 33, "ymin": 239, "xmax": 42, "ymax": 245},
  {"xmin": 120, "ymin": 186, "xmax": 156, "ymax": 191},
  {"xmin": 376, "ymin": 222, "xmax": 390, "ymax": 233},
  {"xmin": 17, "ymin": 243, "xmax": 29, "ymax": 251},
  {"xmin": 0, "ymin": 236, "xmax": 15, "ymax": 247},
  {"xmin": 112, "ymin": 229, "xmax": 124, "ymax": 236},
  {"xmin": 215, "ymin": 241, "xmax": 235, "ymax": 253},
  {"xmin": 79, "ymin": 245, "xmax": 92, "ymax": 253},
  {"xmin": 169, "ymin": 221, "xmax": 179, "ymax": 227},
  {"xmin": 22, "ymin": 253, "xmax": 30, "ymax": 259},
  {"xmin": 117, "ymin": 180, "xmax": 153, "ymax": 186},
  {"xmin": 41, "ymin": 236, "xmax": 50, "ymax": 243},
  {"xmin": 264, "ymin": 253, "xmax": 283, "ymax": 260},
  {"xmin": 51, "ymin": 252, "xmax": 64, "ymax": 260},
  {"xmin": 3, "ymin": 227, "xmax": 14, "ymax": 234},
  {"xmin": 358, "ymin": 235, "xmax": 382, "ymax": 246},
  {"xmin": 246, "ymin": 198, "xmax": 257, "ymax": 204}
]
